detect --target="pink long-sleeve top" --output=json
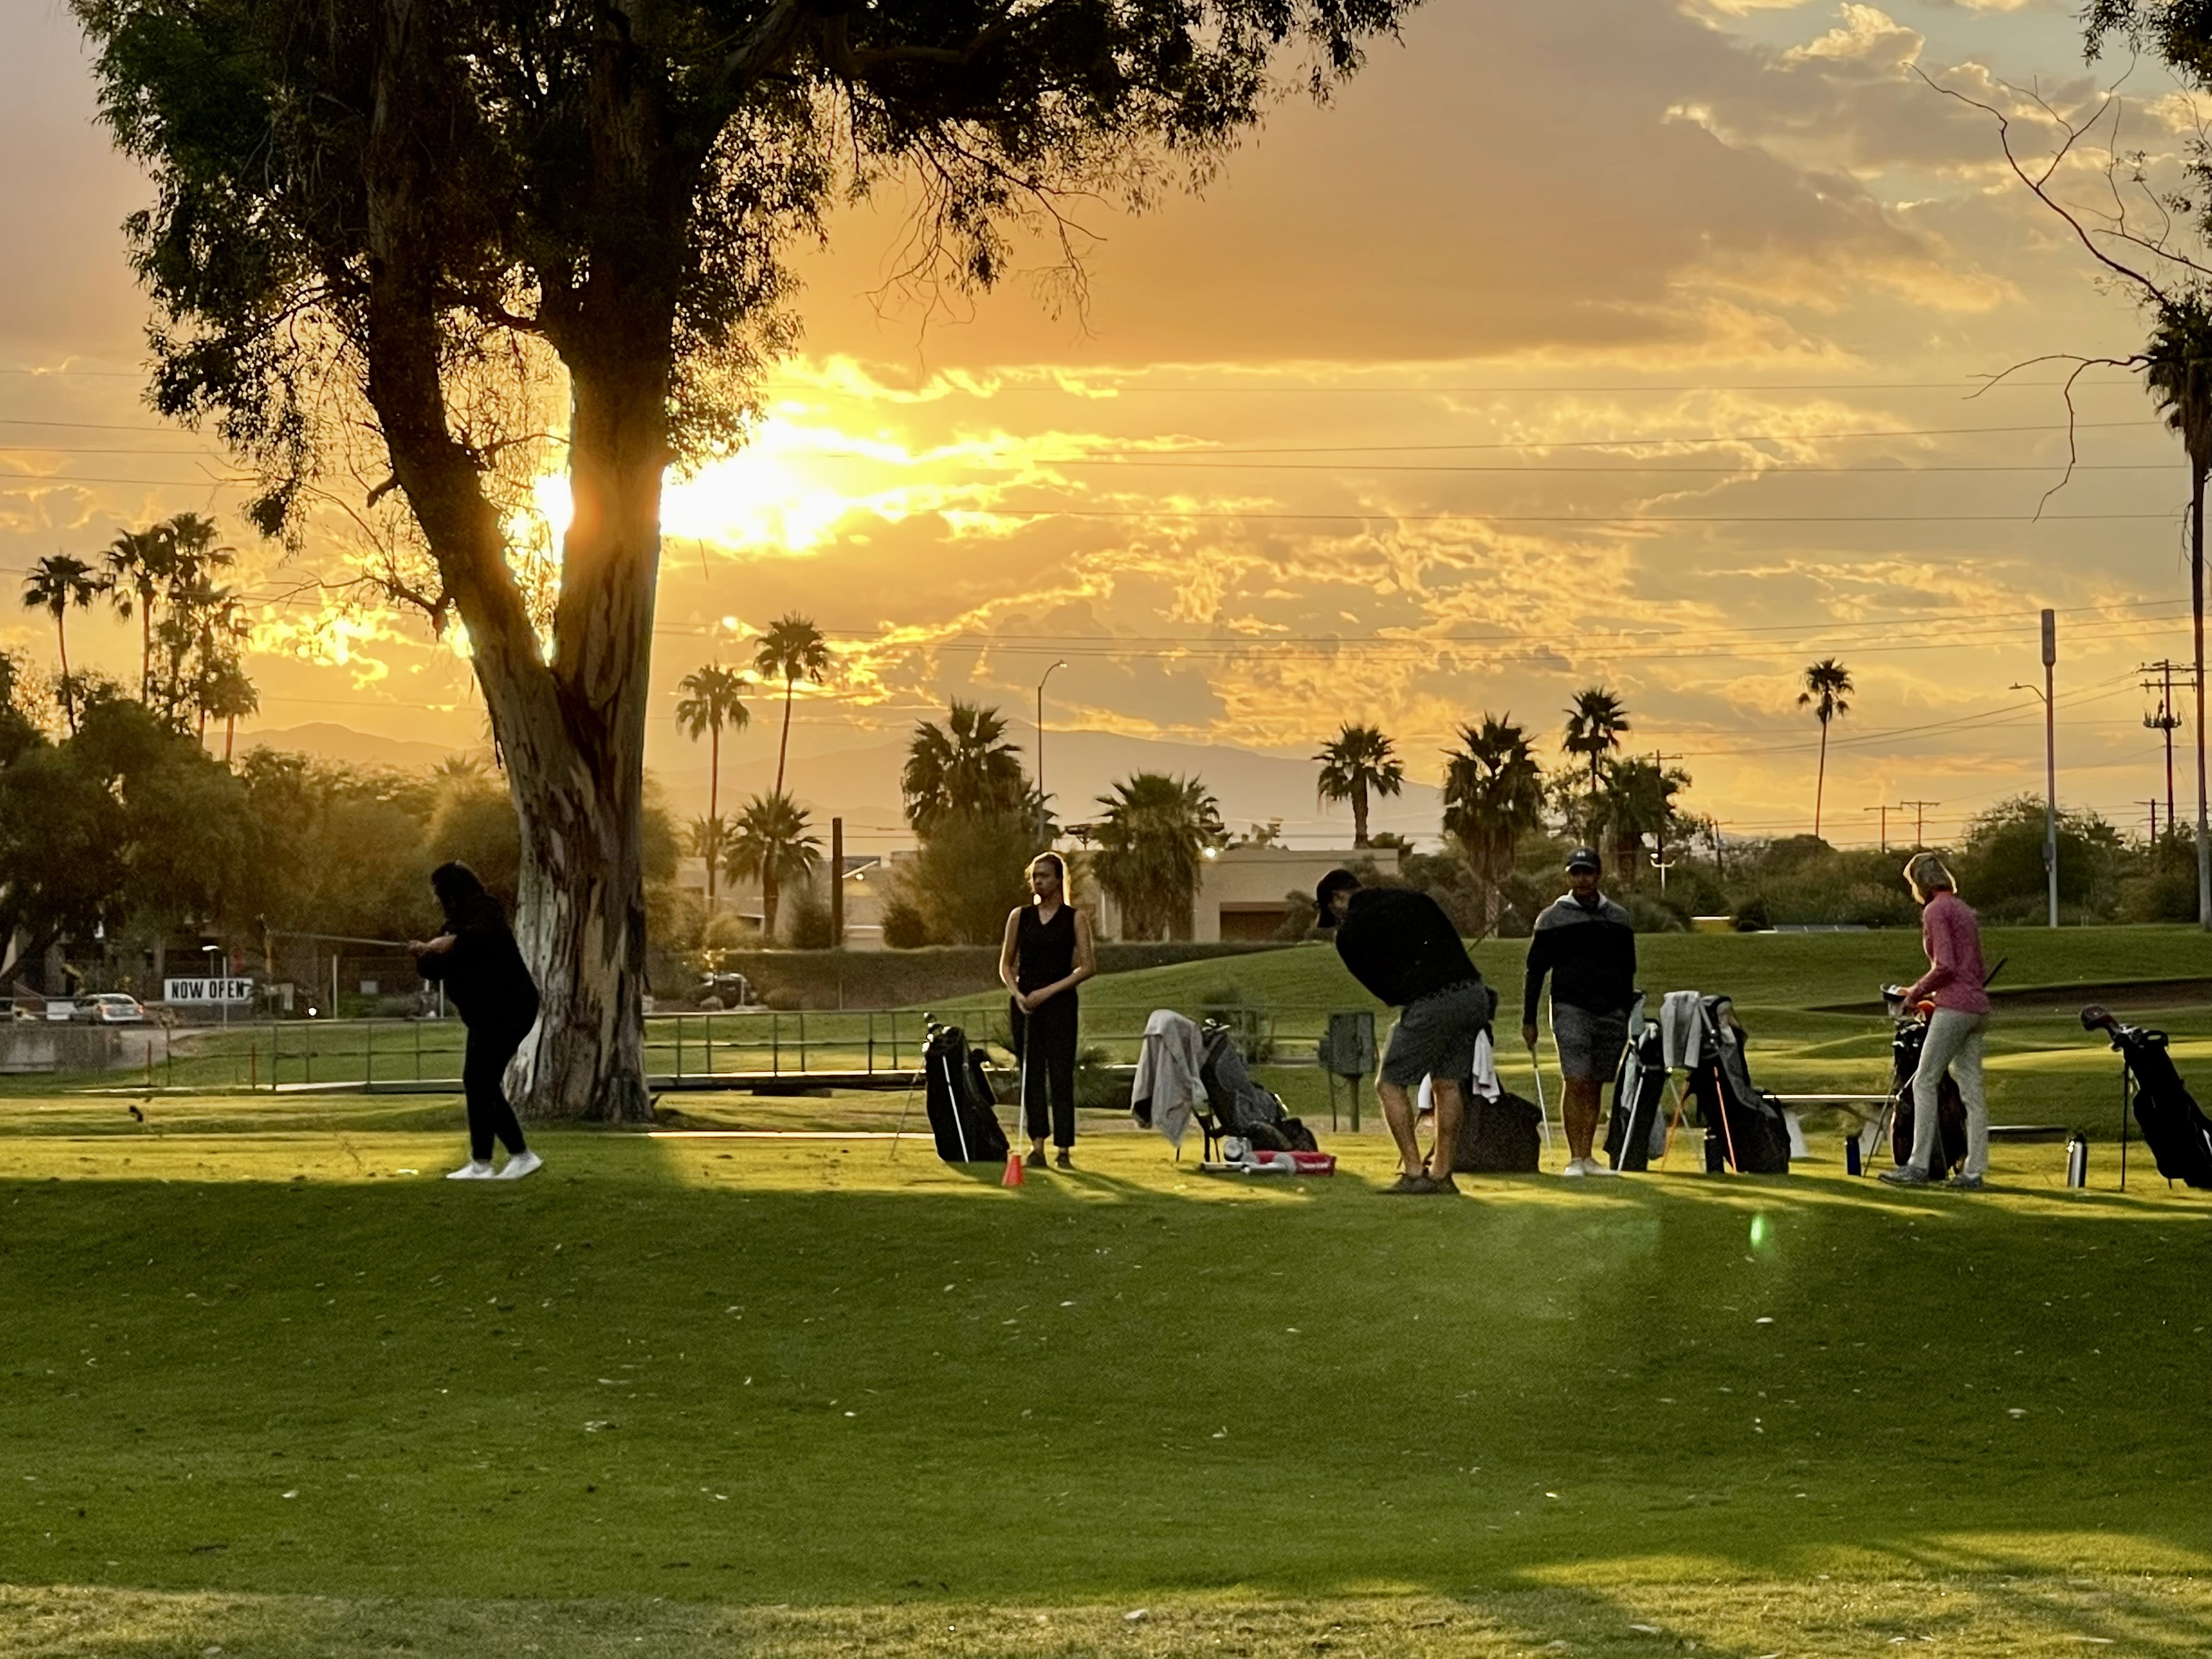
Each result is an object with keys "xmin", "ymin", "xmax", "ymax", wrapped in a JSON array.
[{"xmin": 1903, "ymin": 889, "xmax": 1991, "ymax": 1014}]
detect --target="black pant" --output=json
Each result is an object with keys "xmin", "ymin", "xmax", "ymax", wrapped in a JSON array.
[
  {"xmin": 1009, "ymin": 993, "xmax": 1078, "ymax": 1148},
  {"xmin": 463, "ymin": 1019, "xmax": 533, "ymax": 1161}
]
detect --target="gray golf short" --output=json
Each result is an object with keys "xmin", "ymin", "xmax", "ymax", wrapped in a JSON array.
[
  {"xmin": 1379, "ymin": 979, "xmax": 1489, "ymax": 1088},
  {"xmin": 1551, "ymin": 1001, "xmax": 1629, "ymax": 1082}
]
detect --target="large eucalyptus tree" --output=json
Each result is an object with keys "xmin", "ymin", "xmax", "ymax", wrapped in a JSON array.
[{"xmin": 73, "ymin": 0, "xmax": 1419, "ymax": 1118}]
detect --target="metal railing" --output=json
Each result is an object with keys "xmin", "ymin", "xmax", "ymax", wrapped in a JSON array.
[{"xmin": 93, "ymin": 1003, "xmax": 1362, "ymax": 1093}]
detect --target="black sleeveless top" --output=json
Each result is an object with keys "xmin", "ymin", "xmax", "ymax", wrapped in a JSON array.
[{"xmin": 1014, "ymin": 903, "xmax": 1078, "ymax": 994}]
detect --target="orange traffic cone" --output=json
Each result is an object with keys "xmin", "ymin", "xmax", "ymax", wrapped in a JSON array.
[{"xmin": 1002, "ymin": 1146, "xmax": 1026, "ymax": 1187}]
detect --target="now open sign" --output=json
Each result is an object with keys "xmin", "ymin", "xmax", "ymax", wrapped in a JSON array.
[{"xmin": 163, "ymin": 978, "xmax": 254, "ymax": 1004}]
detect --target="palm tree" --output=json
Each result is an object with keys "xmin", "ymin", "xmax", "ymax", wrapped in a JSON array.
[
  {"xmin": 1561, "ymin": 687, "xmax": 1632, "ymax": 835},
  {"xmin": 724, "ymin": 791, "xmax": 820, "ymax": 940},
  {"xmin": 902, "ymin": 701, "xmax": 1030, "ymax": 834},
  {"xmin": 1312, "ymin": 723, "xmax": 1404, "ymax": 847},
  {"xmin": 2146, "ymin": 293, "xmax": 2212, "ymax": 927},
  {"xmin": 1797, "ymin": 658, "xmax": 1854, "ymax": 842},
  {"xmin": 1592, "ymin": 755, "xmax": 1685, "ymax": 887},
  {"xmin": 101, "ymin": 524, "xmax": 173, "ymax": 699},
  {"xmin": 21, "ymin": 554, "xmax": 105, "ymax": 733},
  {"xmin": 675, "ymin": 663, "xmax": 751, "ymax": 913},
  {"xmin": 198, "ymin": 655, "xmax": 259, "ymax": 761},
  {"xmin": 1441, "ymin": 714, "xmax": 1545, "ymax": 935},
  {"xmin": 1090, "ymin": 773, "xmax": 1224, "ymax": 940},
  {"xmin": 753, "ymin": 614, "xmax": 831, "ymax": 799}
]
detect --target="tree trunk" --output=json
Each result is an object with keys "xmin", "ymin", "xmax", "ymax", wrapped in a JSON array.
[
  {"xmin": 1352, "ymin": 778, "xmax": 1369, "ymax": 847},
  {"xmin": 54, "ymin": 616, "xmax": 73, "ymax": 735},
  {"xmin": 776, "ymin": 677, "xmax": 794, "ymax": 797},
  {"xmin": 706, "ymin": 725, "xmax": 720, "ymax": 913},
  {"xmin": 763, "ymin": 865, "xmax": 781, "ymax": 940},
  {"xmin": 1813, "ymin": 720, "xmax": 1829, "ymax": 842},
  {"xmin": 2194, "ymin": 462, "xmax": 2209, "ymax": 930}
]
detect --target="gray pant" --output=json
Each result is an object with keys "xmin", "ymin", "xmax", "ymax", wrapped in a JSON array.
[{"xmin": 1910, "ymin": 1008, "xmax": 1990, "ymax": 1178}]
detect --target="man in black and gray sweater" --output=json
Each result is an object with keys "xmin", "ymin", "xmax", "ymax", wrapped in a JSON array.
[{"xmin": 1520, "ymin": 847, "xmax": 1635, "ymax": 1177}]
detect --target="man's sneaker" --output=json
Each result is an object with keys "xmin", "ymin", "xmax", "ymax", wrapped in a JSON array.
[
  {"xmin": 445, "ymin": 1159, "xmax": 494, "ymax": 1181},
  {"xmin": 1560, "ymin": 1158, "xmax": 1589, "ymax": 1178},
  {"xmin": 1877, "ymin": 1164, "xmax": 1932, "ymax": 1186},
  {"xmin": 496, "ymin": 1150, "xmax": 543, "ymax": 1181},
  {"xmin": 1380, "ymin": 1172, "xmax": 1434, "ymax": 1195},
  {"xmin": 1946, "ymin": 1171, "xmax": 1985, "ymax": 1191},
  {"xmin": 1425, "ymin": 1173, "xmax": 1461, "ymax": 1196},
  {"xmin": 1584, "ymin": 1158, "xmax": 1621, "ymax": 1177}
]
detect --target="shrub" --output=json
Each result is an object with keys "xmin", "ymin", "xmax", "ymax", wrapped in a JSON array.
[
  {"xmin": 1075, "ymin": 1043, "xmax": 1127, "ymax": 1111},
  {"xmin": 785, "ymin": 882, "xmax": 834, "ymax": 950},
  {"xmin": 879, "ymin": 898, "xmax": 932, "ymax": 950},
  {"xmin": 1733, "ymin": 896, "xmax": 1771, "ymax": 933}
]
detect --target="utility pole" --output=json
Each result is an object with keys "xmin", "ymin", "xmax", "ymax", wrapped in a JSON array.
[
  {"xmin": 1899, "ymin": 799, "xmax": 1941, "ymax": 850},
  {"xmin": 2142, "ymin": 658, "xmax": 2183, "ymax": 833},
  {"xmin": 2140, "ymin": 798, "xmax": 2162, "ymax": 845},
  {"xmin": 2043, "ymin": 608, "xmax": 2059, "ymax": 929},
  {"xmin": 1035, "ymin": 659, "xmax": 1067, "ymax": 848},
  {"xmin": 830, "ymin": 816, "xmax": 844, "ymax": 948},
  {"xmin": 1862, "ymin": 803, "xmax": 1891, "ymax": 854}
]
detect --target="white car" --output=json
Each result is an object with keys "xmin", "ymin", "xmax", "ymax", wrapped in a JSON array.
[{"xmin": 76, "ymin": 993, "xmax": 148, "ymax": 1025}]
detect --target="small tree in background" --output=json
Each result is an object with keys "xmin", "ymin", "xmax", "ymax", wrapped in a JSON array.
[
  {"xmin": 1091, "ymin": 774, "xmax": 1224, "ymax": 941},
  {"xmin": 726, "ymin": 792, "xmax": 820, "ymax": 941},
  {"xmin": 675, "ymin": 664, "xmax": 751, "ymax": 915},
  {"xmin": 1442, "ymin": 715, "xmax": 1544, "ymax": 936},
  {"xmin": 1313, "ymin": 723, "xmax": 1404, "ymax": 848},
  {"xmin": 1798, "ymin": 659, "xmax": 1854, "ymax": 842}
]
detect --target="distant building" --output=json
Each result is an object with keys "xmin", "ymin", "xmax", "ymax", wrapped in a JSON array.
[
  {"xmin": 674, "ymin": 854, "xmax": 889, "ymax": 949},
  {"xmin": 1093, "ymin": 843, "xmax": 1403, "ymax": 943}
]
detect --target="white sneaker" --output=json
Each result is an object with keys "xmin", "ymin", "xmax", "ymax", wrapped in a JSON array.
[
  {"xmin": 446, "ymin": 1159, "xmax": 494, "ymax": 1180},
  {"xmin": 1560, "ymin": 1158, "xmax": 1588, "ymax": 1178},
  {"xmin": 495, "ymin": 1150, "xmax": 543, "ymax": 1181},
  {"xmin": 1585, "ymin": 1158, "xmax": 1621, "ymax": 1176}
]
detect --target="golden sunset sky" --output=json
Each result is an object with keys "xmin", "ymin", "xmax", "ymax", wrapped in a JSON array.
[{"xmin": 2, "ymin": 1, "xmax": 2206, "ymax": 854}]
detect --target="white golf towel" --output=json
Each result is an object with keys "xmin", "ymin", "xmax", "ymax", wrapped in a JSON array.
[
  {"xmin": 1417, "ymin": 1029, "xmax": 1500, "ymax": 1114},
  {"xmin": 1658, "ymin": 990, "xmax": 1705, "ymax": 1070}
]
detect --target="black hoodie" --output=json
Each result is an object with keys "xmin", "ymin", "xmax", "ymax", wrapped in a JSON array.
[{"xmin": 417, "ymin": 886, "xmax": 540, "ymax": 1029}]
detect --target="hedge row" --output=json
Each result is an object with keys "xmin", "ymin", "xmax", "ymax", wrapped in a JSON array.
[{"xmin": 690, "ymin": 940, "xmax": 1292, "ymax": 1011}]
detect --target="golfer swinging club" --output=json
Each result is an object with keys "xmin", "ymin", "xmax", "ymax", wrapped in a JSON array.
[
  {"xmin": 1316, "ymin": 868, "xmax": 1488, "ymax": 1196},
  {"xmin": 411, "ymin": 862, "xmax": 543, "ymax": 1181}
]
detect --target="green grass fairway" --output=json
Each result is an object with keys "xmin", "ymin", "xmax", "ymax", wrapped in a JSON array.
[{"xmin": 4, "ymin": 1095, "xmax": 2211, "ymax": 1656}]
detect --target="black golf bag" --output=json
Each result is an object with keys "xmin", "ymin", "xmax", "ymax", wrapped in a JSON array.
[
  {"xmin": 1887, "ymin": 1011, "xmax": 1967, "ymax": 1178},
  {"xmin": 1199, "ymin": 1023, "xmax": 1317, "ymax": 1155},
  {"xmin": 1604, "ymin": 995, "xmax": 1670, "ymax": 1172},
  {"xmin": 922, "ymin": 1021, "xmax": 1009, "ymax": 1165},
  {"xmin": 2083, "ymin": 1007, "xmax": 2212, "ymax": 1188},
  {"xmin": 1452, "ymin": 1091, "xmax": 1543, "ymax": 1173},
  {"xmin": 1684, "ymin": 996, "xmax": 1791, "ymax": 1175}
]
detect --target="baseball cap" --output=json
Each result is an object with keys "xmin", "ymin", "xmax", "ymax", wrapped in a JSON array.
[
  {"xmin": 1314, "ymin": 868, "xmax": 1359, "ymax": 927},
  {"xmin": 1565, "ymin": 847, "xmax": 1602, "ymax": 872}
]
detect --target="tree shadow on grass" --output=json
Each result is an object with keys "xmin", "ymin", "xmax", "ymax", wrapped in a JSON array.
[{"xmin": 0, "ymin": 1136, "xmax": 2209, "ymax": 1614}]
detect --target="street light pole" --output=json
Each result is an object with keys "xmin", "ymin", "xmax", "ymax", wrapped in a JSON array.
[
  {"xmin": 1036, "ymin": 659, "xmax": 1067, "ymax": 848},
  {"xmin": 2043, "ymin": 608, "xmax": 2059, "ymax": 929}
]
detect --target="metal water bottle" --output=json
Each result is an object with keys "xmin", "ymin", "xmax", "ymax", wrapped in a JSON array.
[{"xmin": 2066, "ymin": 1132, "xmax": 2089, "ymax": 1189}]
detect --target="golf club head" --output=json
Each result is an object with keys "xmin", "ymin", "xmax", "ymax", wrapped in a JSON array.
[{"xmin": 2080, "ymin": 1005, "xmax": 2115, "ymax": 1034}]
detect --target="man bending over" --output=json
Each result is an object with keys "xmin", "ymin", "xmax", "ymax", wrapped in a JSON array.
[{"xmin": 1317, "ymin": 868, "xmax": 1488, "ymax": 1197}]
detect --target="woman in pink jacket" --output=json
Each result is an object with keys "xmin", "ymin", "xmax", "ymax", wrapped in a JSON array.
[{"xmin": 1880, "ymin": 853, "xmax": 1991, "ymax": 1189}]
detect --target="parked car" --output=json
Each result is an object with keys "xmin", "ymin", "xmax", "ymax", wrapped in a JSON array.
[{"xmin": 75, "ymin": 993, "xmax": 148, "ymax": 1025}]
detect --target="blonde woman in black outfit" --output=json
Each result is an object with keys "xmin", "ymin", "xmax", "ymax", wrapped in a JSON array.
[{"xmin": 997, "ymin": 853, "xmax": 1097, "ymax": 1169}]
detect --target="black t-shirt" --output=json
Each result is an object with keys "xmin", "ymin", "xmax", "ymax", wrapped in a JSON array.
[{"xmin": 1331, "ymin": 887, "xmax": 1480, "ymax": 1009}]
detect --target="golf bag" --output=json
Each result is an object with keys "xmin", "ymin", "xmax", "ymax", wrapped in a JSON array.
[
  {"xmin": 1199, "ymin": 1022, "xmax": 1318, "ymax": 1155},
  {"xmin": 1451, "ymin": 1091, "xmax": 1544, "ymax": 1173},
  {"xmin": 2083, "ymin": 1006, "xmax": 2212, "ymax": 1188},
  {"xmin": 922, "ymin": 1021, "xmax": 1010, "ymax": 1165},
  {"xmin": 1887, "ymin": 1010, "xmax": 1967, "ymax": 1178},
  {"xmin": 1604, "ymin": 994, "xmax": 1670, "ymax": 1172},
  {"xmin": 1684, "ymin": 996, "xmax": 1791, "ymax": 1175}
]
